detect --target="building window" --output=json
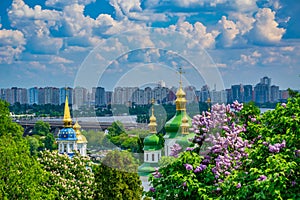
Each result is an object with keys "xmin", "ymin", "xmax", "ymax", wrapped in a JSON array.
[
  {"xmin": 64, "ymin": 144, "xmax": 67, "ymax": 153},
  {"xmin": 146, "ymin": 154, "xmax": 148, "ymax": 161},
  {"xmin": 152, "ymin": 154, "xmax": 155, "ymax": 161},
  {"xmin": 70, "ymin": 144, "xmax": 73, "ymax": 151}
]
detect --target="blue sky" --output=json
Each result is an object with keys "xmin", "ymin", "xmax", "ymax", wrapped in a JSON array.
[{"xmin": 0, "ymin": 0, "xmax": 299, "ymax": 91}]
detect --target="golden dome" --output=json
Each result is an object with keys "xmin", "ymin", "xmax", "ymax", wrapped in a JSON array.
[
  {"xmin": 77, "ymin": 134, "xmax": 88, "ymax": 144},
  {"xmin": 73, "ymin": 121, "xmax": 88, "ymax": 144},
  {"xmin": 181, "ymin": 112, "xmax": 190, "ymax": 135}
]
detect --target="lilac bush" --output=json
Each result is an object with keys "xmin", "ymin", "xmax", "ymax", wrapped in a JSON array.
[{"xmin": 146, "ymin": 96, "xmax": 300, "ymax": 199}]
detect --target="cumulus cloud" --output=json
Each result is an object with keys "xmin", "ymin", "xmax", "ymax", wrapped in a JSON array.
[
  {"xmin": 8, "ymin": 0, "xmax": 64, "ymax": 54},
  {"xmin": 231, "ymin": 0, "xmax": 258, "ymax": 12},
  {"xmin": 249, "ymin": 8, "xmax": 286, "ymax": 44},
  {"xmin": 216, "ymin": 16, "xmax": 240, "ymax": 48},
  {"xmin": 236, "ymin": 50, "xmax": 262, "ymax": 65},
  {"xmin": 169, "ymin": 21, "xmax": 219, "ymax": 49},
  {"xmin": 109, "ymin": 0, "xmax": 142, "ymax": 19},
  {"xmin": 0, "ymin": 29, "xmax": 26, "ymax": 63}
]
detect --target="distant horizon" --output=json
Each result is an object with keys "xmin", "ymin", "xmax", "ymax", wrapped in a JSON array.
[
  {"xmin": 1, "ymin": 1, "xmax": 299, "ymax": 91},
  {"xmin": 1, "ymin": 76, "xmax": 298, "ymax": 92}
]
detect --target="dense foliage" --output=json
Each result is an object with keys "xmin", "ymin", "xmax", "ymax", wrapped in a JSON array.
[
  {"xmin": 93, "ymin": 150, "xmax": 143, "ymax": 199},
  {"xmin": 0, "ymin": 100, "xmax": 52, "ymax": 199},
  {"xmin": 146, "ymin": 96, "xmax": 300, "ymax": 199}
]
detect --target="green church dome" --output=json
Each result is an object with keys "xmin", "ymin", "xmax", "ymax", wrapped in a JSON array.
[{"xmin": 144, "ymin": 134, "xmax": 161, "ymax": 151}]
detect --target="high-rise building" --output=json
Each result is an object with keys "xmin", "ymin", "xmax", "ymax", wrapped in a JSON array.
[
  {"xmin": 226, "ymin": 88, "xmax": 232, "ymax": 104},
  {"xmin": 73, "ymin": 87, "xmax": 88, "ymax": 109},
  {"xmin": 231, "ymin": 84, "xmax": 243, "ymax": 102},
  {"xmin": 184, "ymin": 86, "xmax": 197, "ymax": 103},
  {"xmin": 243, "ymin": 85, "xmax": 253, "ymax": 103},
  {"xmin": 210, "ymin": 90, "xmax": 227, "ymax": 104},
  {"xmin": 59, "ymin": 87, "xmax": 73, "ymax": 105},
  {"xmin": 200, "ymin": 85, "xmax": 210, "ymax": 102},
  {"xmin": 270, "ymin": 85, "xmax": 280, "ymax": 102},
  {"xmin": 254, "ymin": 76, "xmax": 272, "ymax": 103},
  {"xmin": 44, "ymin": 87, "xmax": 59, "ymax": 105},
  {"xmin": 95, "ymin": 87, "xmax": 106, "ymax": 107},
  {"xmin": 28, "ymin": 87, "xmax": 39, "ymax": 105},
  {"xmin": 105, "ymin": 91, "xmax": 113, "ymax": 105}
]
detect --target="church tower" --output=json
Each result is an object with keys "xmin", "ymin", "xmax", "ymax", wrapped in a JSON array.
[
  {"xmin": 56, "ymin": 95, "xmax": 78, "ymax": 157},
  {"xmin": 164, "ymin": 67, "xmax": 194, "ymax": 156},
  {"xmin": 138, "ymin": 100, "xmax": 162, "ymax": 191}
]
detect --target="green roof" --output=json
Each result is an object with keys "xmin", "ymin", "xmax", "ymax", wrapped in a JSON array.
[
  {"xmin": 164, "ymin": 110, "xmax": 192, "ymax": 139},
  {"xmin": 143, "ymin": 134, "xmax": 161, "ymax": 151},
  {"xmin": 138, "ymin": 162, "xmax": 158, "ymax": 176}
]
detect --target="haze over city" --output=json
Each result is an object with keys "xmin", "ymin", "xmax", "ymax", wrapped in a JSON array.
[{"xmin": 0, "ymin": 0, "xmax": 299, "ymax": 90}]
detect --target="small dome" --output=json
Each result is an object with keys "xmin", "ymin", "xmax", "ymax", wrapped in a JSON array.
[
  {"xmin": 77, "ymin": 134, "xmax": 88, "ymax": 144},
  {"xmin": 176, "ymin": 87, "xmax": 186, "ymax": 97},
  {"xmin": 73, "ymin": 121, "xmax": 87, "ymax": 144},
  {"xmin": 57, "ymin": 128, "xmax": 77, "ymax": 141},
  {"xmin": 144, "ymin": 134, "xmax": 160, "ymax": 151}
]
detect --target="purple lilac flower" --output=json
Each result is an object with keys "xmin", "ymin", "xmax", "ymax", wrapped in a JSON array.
[
  {"xmin": 224, "ymin": 171, "xmax": 231, "ymax": 176},
  {"xmin": 184, "ymin": 164, "xmax": 193, "ymax": 171},
  {"xmin": 257, "ymin": 175, "xmax": 267, "ymax": 181},
  {"xmin": 295, "ymin": 150, "xmax": 300, "ymax": 157},
  {"xmin": 149, "ymin": 187, "xmax": 155, "ymax": 192},
  {"xmin": 281, "ymin": 103, "xmax": 286, "ymax": 108},
  {"xmin": 186, "ymin": 147, "xmax": 194, "ymax": 151},
  {"xmin": 182, "ymin": 182, "xmax": 187, "ymax": 187},
  {"xmin": 152, "ymin": 168, "xmax": 162, "ymax": 178},
  {"xmin": 194, "ymin": 164, "xmax": 207, "ymax": 173},
  {"xmin": 170, "ymin": 143, "xmax": 182, "ymax": 158},
  {"xmin": 292, "ymin": 181, "xmax": 296, "ymax": 186},
  {"xmin": 236, "ymin": 183, "xmax": 241, "ymax": 188}
]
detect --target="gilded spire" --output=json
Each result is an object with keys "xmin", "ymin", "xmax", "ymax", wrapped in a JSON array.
[
  {"xmin": 148, "ymin": 99, "xmax": 157, "ymax": 134},
  {"xmin": 175, "ymin": 67, "xmax": 187, "ymax": 111},
  {"xmin": 63, "ymin": 94, "xmax": 72, "ymax": 127}
]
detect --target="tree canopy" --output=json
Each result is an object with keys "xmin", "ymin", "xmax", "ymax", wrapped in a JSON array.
[{"xmin": 93, "ymin": 150, "xmax": 143, "ymax": 199}]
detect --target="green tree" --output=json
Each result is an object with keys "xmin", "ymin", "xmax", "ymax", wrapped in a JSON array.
[
  {"xmin": 43, "ymin": 133, "xmax": 56, "ymax": 150},
  {"xmin": 93, "ymin": 150, "xmax": 143, "ymax": 199},
  {"xmin": 38, "ymin": 151, "xmax": 95, "ymax": 200},
  {"xmin": 0, "ymin": 100, "xmax": 23, "ymax": 138},
  {"xmin": 107, "ymin": 121, "xmax": 126, "ymax": 137},
  {"xmin": 32, "ymin": 120, "xmax": 51, "ymax": 136},
  {"xmin": 0, "ymin": 100, "xmax": 54, "ymax": 199},
  {"xmin": 26, "ymin": 136, "xmax": 42, "ymax": 156}
]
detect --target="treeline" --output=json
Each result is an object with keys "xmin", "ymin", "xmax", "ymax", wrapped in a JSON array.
[{"xmin": 0, "ymin": 99, "xmax": 144, "ymax": 199}]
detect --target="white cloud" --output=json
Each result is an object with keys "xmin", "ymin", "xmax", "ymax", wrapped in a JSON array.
[
  {"xmin": 236, "ymin": 50, "xmax": 261, "ymax": 65},
  {"xmin": 109, "ymin": 0, "xmax": 142, "ymax": 19},
  {"xmin": 169, "ymin": 21, "xmax": 218, "ymax": 49},
  {"xmin": 45, "ymin": 0, "xmax": 96, "ymax": 7},
  {"xmin": 49, "ymin": 56, "xmax": 73, "ymax": 64},
  {"xmin": 217, "ymin": 16, "xmax": 240, "ymax": 48},
  {"xmin": 229, "ymin": 13, "xmax": 255, "ymax": 35},
  {"xmin": 249, "ymin": 8, "xmax": 286, "ymax": 44},
  {"xmin": 231, "ymin": 0, "xmax": 257, "ymax": 12},
  {"xmin": 29, "ymin": 61, "xmax": 46, "ymax": 71},
  {"xmin": 0, "ymin": 29, "xmax": 26, "ymax": 63}
]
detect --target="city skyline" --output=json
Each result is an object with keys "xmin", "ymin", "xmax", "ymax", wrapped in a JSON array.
[
  {"xmin": 0, "ymin": 1, "xmax": 300, "ymax": 90},
  {"xmin": 1, "ymin": 76, "xmax": 293, "ymax": 107}
]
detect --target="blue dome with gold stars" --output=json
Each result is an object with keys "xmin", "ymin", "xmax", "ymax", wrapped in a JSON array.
[{"xmin": 57, "ymin": 128, "xmax": 77, "ymax": 141}]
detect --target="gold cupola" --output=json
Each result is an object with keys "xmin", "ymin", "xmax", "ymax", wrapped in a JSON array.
[
  {"xmin": 63, "ymin": 95, "xmax": 72, "ymax": 127},
  {"xmin": 175, "ymin": 67, "xmax": 187, "ymax": 111},
  {"xmin": 73, "ymin": 120, "xmax": 88, "ymax": 144},
  {"xmin": 181, "ymin": 111, "xmax": 189, "ymax": 134},
  {"xmin": 148, "ymin": 99, "xmax": 157, "ymax": 134}
]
